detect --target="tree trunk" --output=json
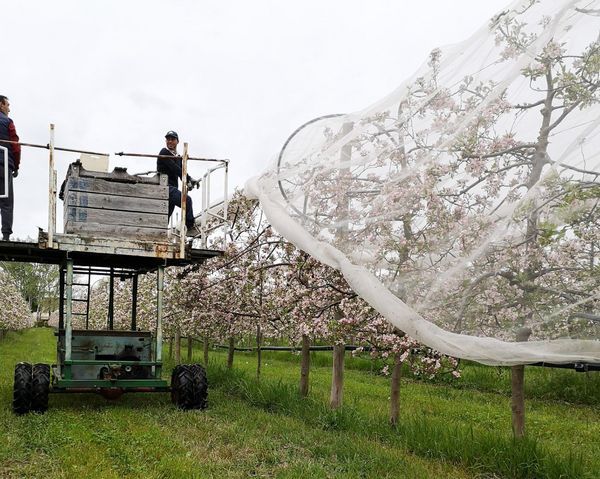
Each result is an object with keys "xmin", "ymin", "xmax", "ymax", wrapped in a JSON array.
[
  {"xmin": 227, "ymin": 336, "xmax": 235, "ymax": 369},
  {"xmin": 175, "ymin": 329, "xmax": 181, "ymax": 365},
  {"xmin": 299, "ymin": 334, "xmax": 310, "ymax": 397},
  {"xmin": 329, "ymin": 343, "xmax": 345, "ymax": 409},
  {"xmin": 256, "ymin": 325, "xmax": 262, "ymax": 380},
  {"xmin": 389, "ymin": 353, "xmax": 403, "ymax": 426},
  {"xmin": 511, "ymin": 327, "xmax": 531, "ymax": 438},
  {"xmin": 203, "ymin": 335, "xmax": 209, "ymax": 366},
  {"xmin": 168, "ymin": 336, "xmax": 174, "ymax": 360},
  {"xmin": 187, "ymin": 336, "xmax": 193, "ymax": 362}
]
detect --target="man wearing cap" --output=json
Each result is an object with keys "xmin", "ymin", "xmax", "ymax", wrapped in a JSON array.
[
  {"xmin": 157, "ymin": 131, "xmax": 198, "ymax": 235},
  {"xmin": 0, "ymin": 95, "xmax": 21, "ymax": 241}
]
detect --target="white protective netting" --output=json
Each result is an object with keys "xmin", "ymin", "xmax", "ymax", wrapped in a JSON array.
[{"xmin": 247, "ymin": 0, "xmax": 600, "ymax": 366}]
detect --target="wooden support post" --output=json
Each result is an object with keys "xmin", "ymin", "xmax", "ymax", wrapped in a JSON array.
[
  {"xmin": 187, "ymin": 336, "xmax": 193, "ymax": 362},
  {"xmin": 389, "ymin": 352, "xmax": 403, "ymax": 426},
  {"xmin": 256, "ymin": 324, "xmax": 262, "ymax": 380},
  {"xmin": 299, "ymin": 334, "xmax": 310, "ymax": 397},
  {"xmin": 511, "ymin": 327, "xmax": 532, "ymax": 438},
  {"xmin": 203, "ymin": 335, "xmax": 210, "ymax": 366},
  {"xmin": 511, "ymin": 365, "xmax": 525, "ymax": 437},
  {"xmin": 330, "ymin": 342, "xmax": 345, "ymax": 409},
  {"xmin": 227, "ymin": 336, "xmax": 235, "ymax": 369},
  {"xmin": 175, "ymin": 329, "xmax": 181, "ymax": 365}
]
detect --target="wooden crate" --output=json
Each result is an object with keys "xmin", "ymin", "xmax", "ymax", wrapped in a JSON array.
[{"xmin": 63, "ymin": 162, "xmax": 169, "ymax": 241}]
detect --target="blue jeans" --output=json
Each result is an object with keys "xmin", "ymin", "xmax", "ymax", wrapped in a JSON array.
[
  {"xmin": 0, "ymin": 169, "xmax": 14, "ymax": 237},
  {"xmin": 168, "ymin": 186, "xmax": 194, "ymax": 228}
]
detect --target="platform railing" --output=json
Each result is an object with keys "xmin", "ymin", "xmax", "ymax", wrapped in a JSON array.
[
  {"xmin": 2, "ymin": 124, "xmax": 230, "ymax": 254},
  {"xmin": 197, "ymin": 160, "xmax": 229, "ymax": 248}
]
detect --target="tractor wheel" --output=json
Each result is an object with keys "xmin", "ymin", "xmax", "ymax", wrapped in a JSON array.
[
  {"xmin": 13, "ymin": 362, "xmax": 32, "ymax": 415},
  {"xmin": 189, "ymin": 364, "xmax": 208, "ymax": 410},
  {"xmin": 170, "ymin": 365, "xmax": 183, "ymax": 404},
  {"xmin": 31, "ymin": 363, "xmax": 50, "ymax": 413},
  {"xmin": 171, "ymin": 364, "xmax": 195, "ymax": 409}
]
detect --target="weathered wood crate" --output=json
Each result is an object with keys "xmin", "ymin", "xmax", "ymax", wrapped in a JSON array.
[{"xmin": 63, "ymin": 162, "xmax": 169, "ymax": 241}]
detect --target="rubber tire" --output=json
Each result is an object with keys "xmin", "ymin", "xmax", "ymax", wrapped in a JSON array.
[
  {"xmin": 189, "ymin": 364, "xmax": 208, "ymax": 410},
  {"xmin": 171, "ymin": 364, "xmax": 195, "ymax": 410},
  {"xmin": 13, "ymin": 362, "xmax": 32, "ymax": 415},
  {"xmin": 170, "ymin": 365, "xmax": 184, "ymax": 404},
  {"xmin": 31, "ymin": 363, "xmax": 50, "ymax": 413},
  {"xmin": 171, "ymin": 364, "xmax": 208, "ymax": 410}
]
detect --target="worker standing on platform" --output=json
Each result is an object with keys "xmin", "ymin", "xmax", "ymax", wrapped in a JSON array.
[
  {"xmin": 0, "ymin": 96, "xmax": 21, "ymax": 241},
  {"xmin": 157, "ymin": 131, "xmax": 199, "ymax": 236}
]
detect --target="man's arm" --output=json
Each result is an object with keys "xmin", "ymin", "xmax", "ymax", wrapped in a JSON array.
[
  {"xmin": 8, "ymin": 120, "xmax": 20, "ymax": 171},
  {"xmin": 157, "ymin": 148, "xmax": 183, "ymax": 178}
]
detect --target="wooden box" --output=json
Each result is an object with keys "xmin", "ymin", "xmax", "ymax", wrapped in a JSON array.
[{"xmin": 63, "ymin": 162, "xmax": 169, "ymax": 241}]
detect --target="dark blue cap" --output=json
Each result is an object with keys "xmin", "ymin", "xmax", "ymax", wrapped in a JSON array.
[{"xmin": 165, "ymin": 130, "xmax": 179, "ymax": 140}]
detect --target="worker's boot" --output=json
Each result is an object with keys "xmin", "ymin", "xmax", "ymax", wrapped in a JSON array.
[{"xmin": 2, "ymin": 234, "xmax": 10, "ymax": 241}]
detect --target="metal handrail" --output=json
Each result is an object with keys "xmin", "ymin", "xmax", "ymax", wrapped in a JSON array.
[{"xmin": 115, "ymin": 150, "xmax": 227, "ymax": 163}]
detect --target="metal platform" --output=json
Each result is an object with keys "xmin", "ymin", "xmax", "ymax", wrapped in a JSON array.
[
  {"xmin": 0, "ymin": 238, "xmax": 221, "ymax": 270},
  {"xmin": 4, "ymin": 131, "xmax": 222, "ymax": 411}
]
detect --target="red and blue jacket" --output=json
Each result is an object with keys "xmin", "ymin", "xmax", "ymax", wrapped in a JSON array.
[{"xmin": 0, "ymin": 111, "xmax": 21, "ymax": 172}]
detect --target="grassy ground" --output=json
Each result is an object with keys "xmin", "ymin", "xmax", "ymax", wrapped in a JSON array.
[{"xmin": 1, "ymin": 328, "xmax": 598, "ymax": 479}]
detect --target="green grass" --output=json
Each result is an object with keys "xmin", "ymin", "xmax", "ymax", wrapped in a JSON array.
[
  {"xmin": 1, "ymin": 328, "xmax": 599, "ymax": 478},
  {"xmin": 208, "ymin": 355, "xmax": 597, "ymax": 479},
  {"xmin": 236, "ymin": 348, "xmax": 600, "ymax": 405}
]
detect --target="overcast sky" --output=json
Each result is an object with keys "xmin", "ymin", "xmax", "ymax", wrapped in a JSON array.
[{"xmin": 3, "ymin": 0, "xmax": 509, "ymax": 239}]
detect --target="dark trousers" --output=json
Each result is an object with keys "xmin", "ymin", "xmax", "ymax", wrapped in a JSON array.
[
  {"xmin": 168, "ymin": 186, "xmax": 194, "ymax": 228},
  {"xmin": 0, "ymin": 170, "xmax": 14, "ymax": 237}
]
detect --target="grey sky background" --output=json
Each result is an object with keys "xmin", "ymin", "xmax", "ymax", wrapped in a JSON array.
[{"xmin": 3, "ymin": 0, "xmax": 508, "ymax": 239}]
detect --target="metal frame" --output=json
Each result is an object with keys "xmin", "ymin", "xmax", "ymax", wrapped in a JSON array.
[
  {"xmin": 2, "ymin": 124, "xmax": 227, "ymax": 396},
  {"xmin": 172, "ymin": 146, "xmax": 229, "ymax": 248},
  {"xmin": 54, "ymin": 260, "xmax": 169, "ymax": 391},
  {"xmin": 0, "ymin": 145, "xmax": 9, "ymax": 199},
  {"xmin": 197, "ymin": 160, "xmax": 229, "ymax": 248},
  {"xmin": 276, "ymin": 113, "xmax": 345, "ymax": 219}
]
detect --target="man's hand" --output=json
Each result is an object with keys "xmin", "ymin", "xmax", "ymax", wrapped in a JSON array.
[
  {"xmin": 12, "ymin": 170, "xmax": 18, "ymax": 178},
  {"xmin": 187, "ymin": 178, "xmax": 200, "ymax": 190}
]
